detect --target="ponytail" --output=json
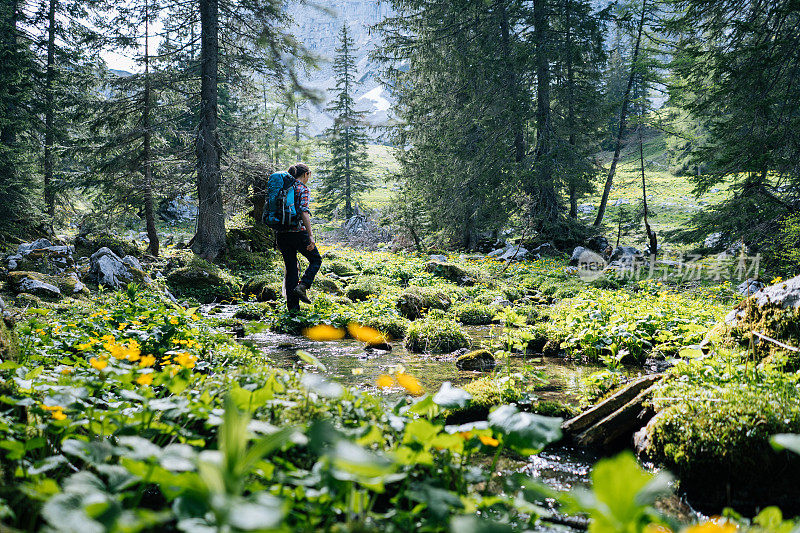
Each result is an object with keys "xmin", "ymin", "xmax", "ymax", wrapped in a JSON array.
[{"xmin": 288, "ymin": 162, "xmax": 310, "ymax": 178}]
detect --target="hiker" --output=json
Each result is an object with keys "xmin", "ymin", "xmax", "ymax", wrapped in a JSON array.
[{"xmin": 274, "ymin": 163, "xmax": 322, "ymax": 311}]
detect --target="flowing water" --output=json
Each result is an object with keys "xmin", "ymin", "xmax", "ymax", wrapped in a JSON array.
[{"xmin": 205, "ymin": 304, "xmax": 701, "ymax": 526}]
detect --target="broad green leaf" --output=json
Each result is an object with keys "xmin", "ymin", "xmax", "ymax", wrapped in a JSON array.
[
  {"xmin": 433, "ymin": 381, "xmax": 472, "ymax": 409},
  {"xmin": 488, "ymin": 405, "xmax": 562, "ymax": 455},
  {"xmin": 297, "ymin": 350, "xmax": 326, "ymax": 371},
  {"xmin": 771, "ymin": 433, "xmax": 800, "ymax": 456}
]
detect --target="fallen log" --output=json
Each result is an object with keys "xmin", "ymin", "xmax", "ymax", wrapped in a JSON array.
[
  {"xmin": 562, "ymin": 374, "xmax": 661, "ymax": 436},
  {"xmin": 573, "ymin": 384, "xmax": 656, "ymax": 449}
]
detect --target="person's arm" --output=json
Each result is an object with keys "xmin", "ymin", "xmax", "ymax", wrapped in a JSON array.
[{"xmin": 301, "ymin": 211, "xmax": 315, "ymax": 250}]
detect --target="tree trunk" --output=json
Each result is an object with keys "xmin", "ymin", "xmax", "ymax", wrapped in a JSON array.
[
  {"xmin": 639, "ymin": 126, "xmax": 656, "ymax": 256},
  {"xmin": 593, "ymin": 0, "xmax": 647, "ymax": 228},
  {"xmin": 143, "ymin": 0, "xmax": 159, "ymax": 256},
  {"xmin": 565, "ymin": 0, "xmax": 578, "ymax": 220},
  {"xmin": 1, "ymin": 0, "xmax": 19, "ymax": 179},
  {"xmin": 498, "ymin": 0, "xmax": 524, "ymax": 163},
  {"xmin": 43, "ymin": 0, "xmax": 56, "ymax": 219},
  {"xmin": 192, "ymin": 0, "xmax": 226, "ymax": 261},
  {"xmin": 530, "ymin": 0, "xmax": 559, "ymax": 227}
]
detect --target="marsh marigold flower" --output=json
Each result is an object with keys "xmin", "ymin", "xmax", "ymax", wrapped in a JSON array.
[
  {"xmin": 89, "ymin": 357, "xmax": 108, "ymax": 370},
  {"xmin": 139, "ymin": 355, "xmax": 156, "ymax": 367},
  {"xmin": 396, "ymin": 373, "xmax": 424, "ymax": 396},
  {"xmin": 376, "ymin": 374, "xmax": 394, "ymax": 388},
  {"xmin": 136, "ymin": 373, "xmax": 153, "ymax": 386}
]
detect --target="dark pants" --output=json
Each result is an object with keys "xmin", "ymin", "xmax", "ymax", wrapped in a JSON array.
[{"xmin": 276, "ymin": 231, "xmax": 322, "ymax": 310}]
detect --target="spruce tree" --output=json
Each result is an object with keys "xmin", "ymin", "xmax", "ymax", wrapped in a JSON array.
[
  {"xmin": 319, "ymin": 24, "xmax": 372, "ymax": 220},
  {"xmin": 666, "ymin": 0, "xmax": 800, "ymax": 253}
]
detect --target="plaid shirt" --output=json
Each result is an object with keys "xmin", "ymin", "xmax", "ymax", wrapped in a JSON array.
[{"xmin": 290, "ymin": 180, "xmax": 311, "ymax": 232}]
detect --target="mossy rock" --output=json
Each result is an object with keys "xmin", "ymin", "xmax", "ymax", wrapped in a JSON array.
[
  {"xmin": 76, "ymin": 231, "xmax": 141, "ymax": 259},
  {"xmin": 225, "ymin": 248, "xmax": 276, "ymax": 272},
  {"xmin": 397, "ymin": 287, "xmax": 452, "ymax": 319},
  {"xmin": 723, "ymin": 276, "xmax": 800, "ymax": 366},
  {"xmin": 14, "ymin": 293, "xmax": 48, "ymax": 308},
  {"xmin": 314, "ymin": 277, "xmax": 342, "ymax": 295},
  {"xmin": 325, "ymin": 259, "xmax": 359, "ymax": 277},
  {"xmin": 640, "ymin": 391, "xmax": 800, "ymax": 512},
  {"xmin": 501, "ymin": 284, "xmax": 526, "ymax": 302},
  {"xmin": 234, "ymin": 302, "xmax": 270, "ymax": 320},
  {"xmin": 0, "ymin": 318, "xmax": 19, "ymax": 362},
  {"xmin": 7, "ymin": 271, "xmax": 88, "ymax": 299},
  {"xmin": 474, "ymin": 291, "xmax": 503, "ymax": 305},
  {"xmin": 242, "ymin": 275, "xmax": 281, "ymax": 302},
  {"xmin": 166, "ymin": 258, "xmax": 241, "ymax": 304},
  {"xmin": 404, "ymin": 317, "xmax": 469, "ymax": 353},
  {"xmin": 425, "ymin": 261, "xmax": 475, "ymax": 286},
  {"xmin": 345, "ymin": 276, "xmax": 385, "ymax": 302},
  {"xmin": 456, "ymin": 349, "xmax": 496, "ymax": 371},
  {"xmin": 362, "ymin": 315, "xmax": 410, "ymax": 340},
  {"xmin": 445, "ymin": 376, "xmax": 577, "ymax": 424},
  {"xmin": 454, "ymin": 303, "xmax": 496, "ymax": 325}
]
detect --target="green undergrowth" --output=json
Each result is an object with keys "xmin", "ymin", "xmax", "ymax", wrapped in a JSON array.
[{"xmin": 640, "ymin": 346, "xmax": 800, "ymax": 510}]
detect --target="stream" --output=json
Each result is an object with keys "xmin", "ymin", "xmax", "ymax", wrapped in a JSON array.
[{"xmin": 204, "ymin": 304, "xmax": 702, "ymax": 526}]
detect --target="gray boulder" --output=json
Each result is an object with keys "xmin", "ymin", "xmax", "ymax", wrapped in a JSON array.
[
  {"xmin": 428, "ymin": 254, "xmax": 448, "ymax": 262},
  {"xmin": 499, "ymin": 246, "xmax": 528, "ymax": 262},
  {"xmin": 17, "ymin": 238, "xmax": 53, "ymax": 255},
  {"xmin": 90, "ymin": 247, "xmax": 137, "ymax": 289},
  {"xmin": 704, "ymin": 232, "xmax": 723, "ymax": 249},
  {"xmin": 569, "ymin": 246, "xmax": 587, "ymax": 266},
  {"xmin": 19, "ymin": 277, "xmax": 61, "ymax": 298},
  {"xmin": 611, "ymin": 246, "xmax": 642, "ymax": 262},
  {"xmin": 737, "ymin": 278, "xmax": 764, "ymax": 296},
  {"xmin": 750, "ymin": 276, "xmax": 800, "ymax": 310},
  {"xmin": 0, "ymin": 296, "xmax": 5, "ymax": 310}
]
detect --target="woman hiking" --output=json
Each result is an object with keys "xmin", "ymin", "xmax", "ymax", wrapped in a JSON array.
[{"xmin": 276, "ymin": 163, "xmax": 322, "ymax": 311}]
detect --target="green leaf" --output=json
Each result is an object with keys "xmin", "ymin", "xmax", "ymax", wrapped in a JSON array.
[
  {"xmin": 488, "ymin": 405, "xmax": 562, "ymax": 455},
  {"xmin": 771, "ymin": 433, "xmax": 800, "ymax": 456},
  {"xmin": 297, "ymin": 350, "xmax": 326, "ymax": 371},
  {"xmin": 433, "ymin": 381, "xmax": 472, "ymax": 409}
]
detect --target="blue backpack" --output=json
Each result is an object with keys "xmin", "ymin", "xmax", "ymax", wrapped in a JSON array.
[{"xmin": 263, "ymin": 171, "xmax": 301, "ymax": 230}]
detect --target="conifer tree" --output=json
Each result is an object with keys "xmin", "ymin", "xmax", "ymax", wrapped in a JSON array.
[{"xmin": 319, "ymin": 24, "xmax": 372, "ymax": 220}]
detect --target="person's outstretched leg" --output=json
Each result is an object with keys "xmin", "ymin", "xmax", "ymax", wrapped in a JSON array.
[
  {"xmin": 277, "ymin": 233, "xmax": 300, "ymax": 310},
  {"xmin": 298, "ymin": 232, "xmax": 323, "ymax": 289}
]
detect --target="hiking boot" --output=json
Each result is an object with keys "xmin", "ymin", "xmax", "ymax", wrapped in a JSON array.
[{"xmin": 294, "ymin": 283, "xmax": 312, "ymax": 304}]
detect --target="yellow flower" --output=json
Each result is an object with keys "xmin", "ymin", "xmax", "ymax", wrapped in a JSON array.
[
  {"xmin": 684, "ymin": 520, "xmax": 737, "ymax": 533},
  {"xmin": 51, "ymin": 410, "xmax": 67, "ymax": 421},
  {"xmin": 117, "ymin": 323, "xmax": 128, "ymax": 330},
  {"xmin": 396, "ymin": 373, "xmax": 424, "ymax": 396},
  {"xmin": 376, "ymin": 374, "xmax": 395, "ymax": 388},
  {"xmin": 89, "ymin": 357, "xmax": 108, "ymax": 370},
  {"xmin": 347, "ymin": 323, "xmax": 386, "ymax": 344},
  {"xmin": 175, "ymin": 352, "xmax": 196, "ymax": 369},
  {"xmin": 136, "ymin": 373, "xmax": 153, "ymax": 386},
  {"xmin": 772, "ymin": 276, "xmax": 783, "ymax": 284},
  {"xmin": 61, "ymin": 367, "xmax": 72, "ymax": 374},
  {"xmin": 101, "ymin": 334, "xmax": 114, "ymax": 342},
  {"xmin": 41, "ymin": 404, "xmax": 64, "ymax": 411},
  {"xmin": 124, "ymin": 340, "xmax": 141, "ymax": 362},
  {"xmin": 302, "ymin": 324, "xmax": 346, "ymax": 341},
  {"xmin": 169, "ymin": 317, "xmax": 179, "ymax": 325},
  {"xmin": 479, "ymin": 435, "xmax": 500, "ymax": 447},
  {"xmin": 105, "ymin": 341, "xmax": 127, "ymax": 359},
  {"xmin": 75, "ymin": 342, "xmax": 93, "ymax": 351},
  {"xmin": 139, "ymin": 355, "xmax": 156, "ymax": 367}
]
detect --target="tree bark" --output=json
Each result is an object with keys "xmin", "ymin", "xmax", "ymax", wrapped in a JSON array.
[
  {"xmin": 498, "ymin": 0, "xmax": 524, "ymax": 163},
  {"xmin": 143, "ymin": 0, "xmax": 159, "ymax": 256},
  {"xmin": 593, "ymin": 0, "xmax": 647, "ymax": 227},
  {"xmin": 565, "ymin": 0, "xmax": 578, "ymax": 219},
  {"xmin": 192, "ymin": 0, "xmax": 226, "ymax": 261},
  {"xmin": 43, "ymin": 0, "xmax": 56, "ymax": 218},
  {"xmin": 639, "ymin": 126, "xmax": 656, "ymax": 256},
  {"xmin": 530, "ymin": 0, "xmax": 559, "ymax": 226}
]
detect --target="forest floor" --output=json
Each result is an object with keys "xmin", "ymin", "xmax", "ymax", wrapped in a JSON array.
[{"xmin": 3, "ymin": 230, "xmax": 800, "ymax": 531}]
